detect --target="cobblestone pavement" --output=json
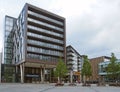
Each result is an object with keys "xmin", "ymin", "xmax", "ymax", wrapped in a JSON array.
[{"xmin": 0, "ymin": 83, "xmax": 120, "ymax": 92}]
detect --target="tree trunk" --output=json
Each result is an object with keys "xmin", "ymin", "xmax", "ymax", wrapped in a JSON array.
[
  {"xmin": 58, "ymin": 76, "xmax": 60, "ymax": 83},
  {"xmin": 83, "ymin": 75, "xmax": 86, "ymax": 84}
]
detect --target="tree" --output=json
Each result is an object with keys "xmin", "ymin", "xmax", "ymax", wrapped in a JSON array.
[
  {"xmin": 106, "ymin": 53, "xmax": 120, "ymax": 82},
  {"xmin": 54, "ymin": 58, "xmax": 68, "ymax": 83},
  {"xmin": 81, "ymin": 55, "xmax": 92, "ymax": 84}
]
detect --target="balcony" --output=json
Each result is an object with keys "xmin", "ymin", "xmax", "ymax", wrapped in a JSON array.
[
  {"xmin": 28, "ymin": 10, "xmax": 64, "ymax": 26},
  {"xmin": 67, "ymin": 61, "xmax": 74, "ymax": 65},
  {"xmin": 67, "ymin": 52, "xmax": 74, "ymax": 57}
]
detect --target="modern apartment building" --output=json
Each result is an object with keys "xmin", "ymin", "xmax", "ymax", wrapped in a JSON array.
[
  {"xmin": 4, "ymin": 3, "xmax": 66, "ymax": 83},
  {"xmin": 98, "ymin": 59, "xmax": 120, "ymax": 82},
  {"xmin": 89, "ymin": 56, "xmax": 110, "ymax": 83},
  {"xmin": 66, "ymin": 45, "xmax": 83, "ymax": 82}
]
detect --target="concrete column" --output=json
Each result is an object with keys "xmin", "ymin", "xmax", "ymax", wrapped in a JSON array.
[
  {"xmin": 49, "ymin": 69, "xmax": 51, "ymax": 83},
  {"xmin": 41, "ymin": 68, "xmax": 43, "ymax": 83},
  {"xmin": 20, "ymin": 64, "xmax": 23, "ymax": 83},
  {"xmin": 70, "ymin": 70, "xmax": 73, "ymax": 83},
  {"xmin": 20, "ymin": 63, "xmax": 25, "ymax": 83},
  {"xmin": 23, "ymin": 63, "xmax": 25, "ymax": 83},
  {"xmin": 43, "ymin": 66, "xmax": 45, "ymax": 83},
  {"xmin": 15, "ymin": 66, "xmax": 18, "ymax": 82}
]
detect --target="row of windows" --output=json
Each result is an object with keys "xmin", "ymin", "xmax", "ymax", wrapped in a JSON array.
[
  {"xmin": 5, "ymin": 25, "xmax": 14, "ymax": 32},
  {"xmin": 5, "ymin": 17, "xmax": 14, "ymax": 26},
  {"xmin": 27, "ymin": 32, "xmax": 63, "ymax": 44},
  {"xmin": 5, "ymin": 42, "xmax": 13, "ymax": 47},
  {"xmin": 28, "ymin": 18, "xmax": 63, "ymax": 32},
  {"xmin": 4, "ymin": 48, "xmax": 13, "ymax": 54},
  {"xmin": 4, "ymin": 45, "xmax": 13, "ymax": 49},
  {"xmin": 5, "ymin": 36, "xmax": 13, "ymax": 41},
  {"xmin": 28, "ymin": 10, "xmax": 63, "ymax": 26},
  {"xmin": 27, "ymin": 46, "xmax": 63, "ymax": 57},
  {"xmin": 27, "ymin": 53, "xmax": 59, "ymax": 62},
  {"xmin": 4, "ymin": 53, "xmax": 12, "ymax": 58},
  {"xmin": 5, "ymin": 31, "xmax": 13, "ymax": 37},
  {"xmin": 28, "ymin": 25, "xmax": 63, "ymax": 38},
  {"xmin": 27, "ymin": 39, "xmax": 63, "ymax": 50},
  {"xmin": 4, "ymin": 54, "xmax": 13, "ymax": 60},
  {"xmin": 5, "ymin": 34, "xmax": 13, "ymax": 39},
  {"xmin": 4, "ymin": 59, "xmax": 12, "ymax": 64}
]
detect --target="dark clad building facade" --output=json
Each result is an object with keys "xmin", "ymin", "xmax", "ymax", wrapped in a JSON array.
[{"xmin": 4, "ymin": 3, "xmax": 66, "ymax": 83}]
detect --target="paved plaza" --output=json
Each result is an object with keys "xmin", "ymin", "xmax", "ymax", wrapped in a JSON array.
[{"xmin": 0, "ymin": 83, "xmax": 120, "ymax": 92}]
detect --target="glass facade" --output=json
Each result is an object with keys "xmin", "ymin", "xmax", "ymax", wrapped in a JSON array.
[
  {"xmin": 4, "ymin": 16, "xmax": 17, "ymax": 64},
  {"xmin": 12, "ymin": 8, "xmax": 26, "ymax": 63},
  {"xmin": 98, "ymin": 60, "xmax": 120, "ymax": 75}
]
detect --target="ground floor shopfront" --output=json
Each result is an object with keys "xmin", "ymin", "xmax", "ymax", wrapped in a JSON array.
[
  {"xmin": 1, "ymin": 62, "xmax": 56, "ymax": 83},
  {"xmin": 23, "ymin": 67, "xmax": 54, "ymax": 83}
]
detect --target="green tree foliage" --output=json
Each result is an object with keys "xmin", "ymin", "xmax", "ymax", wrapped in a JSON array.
[
  {"xmin": 107, "ymin": 53, "xmax": 120, "ymax": 81},
  {"xmin": 54, "ymin": 58, "xmax": 68, "ymax": 83},
  {"xmin": 81, "ymin": 55, "xmax": 92, "ymax": 83}
]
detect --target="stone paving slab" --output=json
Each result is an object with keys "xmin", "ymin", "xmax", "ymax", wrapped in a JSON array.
[{"xmin": 0, "ymin": 83, "xmax": 120, "ymax": 92}]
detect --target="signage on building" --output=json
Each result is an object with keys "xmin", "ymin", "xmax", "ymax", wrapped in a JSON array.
[{"xmin": 73, "ymin": 72, "xmax": 80, "ymax": 75}]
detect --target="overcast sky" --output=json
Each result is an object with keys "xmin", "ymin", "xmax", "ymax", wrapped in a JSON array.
[{"xmin": 0, "ymin": 0, "xmax": 120, "ymax": 58}]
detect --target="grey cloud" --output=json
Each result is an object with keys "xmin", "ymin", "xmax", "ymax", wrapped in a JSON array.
[{"xmin": 67, "ymin": 0, "xmax": 120, "ymax": 58}]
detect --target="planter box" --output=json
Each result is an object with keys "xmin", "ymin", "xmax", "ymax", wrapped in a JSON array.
[
  {"xmin": 68, "ymin": 83, "xmax": 77, "ymax": 86},
  {"xmin": 55, "ymin": 83, "xmax": 64, "ymax": 86},
  {"xmin": 82, "ymin": 83, "xmax": 91, "ymax": 87}
]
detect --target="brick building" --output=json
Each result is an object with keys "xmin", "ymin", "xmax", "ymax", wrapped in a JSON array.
[{"xmin": 89, "ymin": 56, "xmax": 110, "ymax": 82}]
